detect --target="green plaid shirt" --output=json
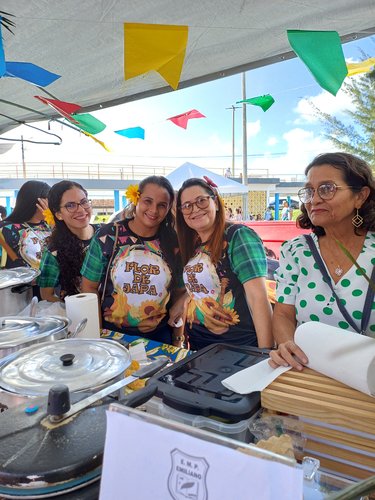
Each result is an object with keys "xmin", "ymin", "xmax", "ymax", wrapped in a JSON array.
[
  {"xmin": 37, "ymin": 249, "xmax": 60, "ymax": 287},
  {"xmin": 227, "ymin": 224, "xmax": 267, "ymax": 282},
  {"xmin": 80, "ymin": 236, "xmax": 107, "ymax": 282}
]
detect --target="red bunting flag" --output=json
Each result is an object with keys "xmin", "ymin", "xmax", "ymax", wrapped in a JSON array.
[
  {"xmin": 35, "ymin": 96, "xmax": 81, "ymax": 123},
  {"xmin": 167, "ymin": 109, "xmax": 206, "ymax": 129}
]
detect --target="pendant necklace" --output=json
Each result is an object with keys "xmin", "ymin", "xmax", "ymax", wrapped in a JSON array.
[{"xmin": 334, "ymin": 264, "xmax": 344, "ymax": 277}]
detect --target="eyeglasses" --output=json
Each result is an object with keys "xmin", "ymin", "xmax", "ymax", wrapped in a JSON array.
[
  {"xmin": 179, "ymin": 195, "xmax": 215, "ymax": 214},
  {"xmin": 61, "ymin": 199, "xmax": 92, "ymax": 213},
  {"xmin": 297, "ymin": 183, "xmax": 355, "ymax": 204}
]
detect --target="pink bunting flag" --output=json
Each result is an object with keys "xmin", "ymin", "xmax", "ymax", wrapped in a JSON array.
[
  {"xmin": 167, "ymin": 109, "xmax": 206, "ymax": 129},
  {"xmin": 35, "ymin": 96, "xmax": 81, "ymax": 123}
]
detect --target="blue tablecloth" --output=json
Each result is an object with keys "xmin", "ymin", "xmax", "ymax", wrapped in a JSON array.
[{"xmin": 101, "ymin": 329, "xmax": 191, "ymax": 363}]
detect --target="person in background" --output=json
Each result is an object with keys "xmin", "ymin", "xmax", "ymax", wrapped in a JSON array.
[
  {"xmin": 235, "ymin": 207, "xmax": 243, "ymax": 221},
  {"xmin": 281, "ymin": 200, "xmax": 291, "ymax": 221},
  {"xmin": 0, "ymin": 180, "xmax": 50, "ymax": 269},
  {"xmin": 226, "ymin": 207, "xmax": 234, "ymax": 220},
  {"xmin": 264, "ymin": 206, "xmax": 273, "ymax": 221},
  {"xmin": 0, "ymin": 206, "xmax": 7, "ymax": 222},
  {"xmin": 81, "ymin": 176, "xmax": 184, "ymax": 345},
  {"xmin": 269, "ymin": 152, "xmax": 374, "ymax": 371},
  {"xmin": 169, "ymin": 177, "xmax": 273, "ymax": 351},
  {"xmin": 38, "ymin": 181, "xmax": 100, "ymax": 302}
]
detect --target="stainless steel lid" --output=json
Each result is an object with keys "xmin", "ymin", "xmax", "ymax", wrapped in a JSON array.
[
  {"xmin": 0, "ymin": 338, "xmax": 131, "ymax": 396},
  {"xmin": 0, "ymin": 316, "xmax": 68, "ymax": 348},
  {"xmin": 0, "ymin": 267, "xmax": 40, "ymax": 289}
]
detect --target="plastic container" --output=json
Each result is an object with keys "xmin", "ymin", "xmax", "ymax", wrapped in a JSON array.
[{"xmin": 145, "ymin": 397, "xmax": 260, "ymax": 443}]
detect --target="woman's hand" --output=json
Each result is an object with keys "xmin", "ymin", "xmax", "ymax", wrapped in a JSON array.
[
  {"xmin": 268, "ymin": 340, "xmax": 308, "ymax": 371},
  {"xmin": 168, "ymin": 292, "xmax": 189, "ymax": 328},
  {"xmin": 37, "ymin": 197, "xmax": 49, "ymax": 214}
]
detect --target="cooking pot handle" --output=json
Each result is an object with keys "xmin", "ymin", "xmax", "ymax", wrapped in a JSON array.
[{"xmin": 11, "ymin": 284, "xmax": 32, "ymax": 294}]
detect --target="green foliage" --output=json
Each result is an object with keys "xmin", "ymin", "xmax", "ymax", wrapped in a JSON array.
[{"xmin": 310, "ymin": 68, "xmax": 375, "ymax": 170}]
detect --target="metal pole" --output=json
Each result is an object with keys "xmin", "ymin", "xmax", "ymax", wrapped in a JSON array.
[
  {"xmin": 21, "ymin": 135, "xmax": 26, "ymax": 178},
  {"xmin": 242, "ymin": 73, "xmax": 249, "ymax": 219},
  {"xmin": 226, "ymin": 105, "xmax": 240, "ymax": 177}
]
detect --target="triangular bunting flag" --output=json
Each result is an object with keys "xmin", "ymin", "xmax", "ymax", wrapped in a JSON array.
[
  {"xmin": 167, "ymin": 109, "xmax": 205, "ymax": 129},
  {"xmin": 115, "ymin": 127, "xmax": 145, "ymax": 139},
  {"xmin": 287, "ymin": 30, "xmax": 347, "ymax": 96},
  {"xmin": 70, "ymin": 113, "xmax": 106, "ymax": 135},
  {"xmin": 0, "ymin": 18, "xmax": 6, "ymax": 77},
  {"xmin": 34, "ymin": 96, "xmax": 81, "ymax": 123},
  {"xmin": 346, "ymin": 57, "xmax": 375, "ymax": 77},
  {"xmin": 81, "ymin": 131, "xmax": 111, "ymax": 152},
  {"xmin": 237, "ymin": 94, "xmax": 275, "ymax": 112},
  {"xmin": 124, "ymin": 23, "xmax": 188, "ymax": 90},
  {"xmin": 5, "ymin": 61, "xmax": 61, "ymax": 86}
]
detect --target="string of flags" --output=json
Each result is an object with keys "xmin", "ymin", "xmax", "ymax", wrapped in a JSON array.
[{"xmin": 0, "ymin": 15, "xmax": 374, "ymax": 151}]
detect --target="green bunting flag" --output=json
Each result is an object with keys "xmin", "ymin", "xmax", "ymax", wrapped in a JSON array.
[
  {"xmin": 70, "ymin": 113, "xmax": 106, "ymax": 135},
  {"xmin": 236, "ymin": 94, "xmax": 275, "ymax": 112},
  {"xmin": 287, "ymin": 30, "xmax": 347, "ymax": 96}
]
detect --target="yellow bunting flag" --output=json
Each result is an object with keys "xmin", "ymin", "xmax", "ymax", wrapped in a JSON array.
[
  {"xmin": 346, "ymin": 58, "xmax": 375, "ymax": 77},
  {"xmin": 82, "ymin": 131, "xmax": 111, "ymax": 152},
  {"xmin": 124, "ymin": 23, "xmax": 188, "ymax": 90}
]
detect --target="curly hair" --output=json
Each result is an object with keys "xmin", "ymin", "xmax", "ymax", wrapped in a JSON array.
[
  {"xmin": 176, "ymin": 178, "xmax": 226, "ymax": 265},
  {"xmin": 124, "ymin": 176, "xmax": 181, "ymax": 288},
  {"xmin": 47, "ymin": 180, "xmax": 90, "ymax": 297},
  {"xmin": 297, "ymin": 152, "xmax": 375, "ymax": 236}
]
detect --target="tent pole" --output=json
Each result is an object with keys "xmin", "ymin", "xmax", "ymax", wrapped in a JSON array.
[{"xmin": 242, "ymin": 73, "xmax": 249, "ymax": 219}]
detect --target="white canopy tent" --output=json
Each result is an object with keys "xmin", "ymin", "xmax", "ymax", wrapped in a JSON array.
[
  {"xmin": 0, "ymin": 1, "xmax": 374, "ymax": 134},
  {"xmin": 166, "ymin": 162, "xmax": 248, "ymax": 194}
]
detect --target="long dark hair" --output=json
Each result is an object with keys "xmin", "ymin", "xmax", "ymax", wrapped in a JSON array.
[
  {"xmin": 48, "ymin": 180, "xmax": 90, "ymax": 297},
  {"xmin": 125, "ymin": 175, "xmax": 180, "ymax": 283},
  {"xmin": 297, "ymin": 152, "xmax": 375, "ymax": 235},
  {"xmin": 176, "ymin": 178, "xmax": 226, "ymax": 265},
  {"xmin": 5, "ymin": 180, "xmax": 50, "ymax": 223}
]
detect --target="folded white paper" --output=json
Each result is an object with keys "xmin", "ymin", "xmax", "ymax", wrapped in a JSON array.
[{"xmin": 222, "ymin": 322, "xmax": 375, "ymax": 396}]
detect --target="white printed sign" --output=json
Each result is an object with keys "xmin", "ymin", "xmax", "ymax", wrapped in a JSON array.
[{"xmin": 99, "ymin": 410, "xmax": 303, "ymax": 500}]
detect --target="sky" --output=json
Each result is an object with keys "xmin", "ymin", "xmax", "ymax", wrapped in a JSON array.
[{"xmin": 1, "ymin": 34, "xmax": 374, "ymax": 181}]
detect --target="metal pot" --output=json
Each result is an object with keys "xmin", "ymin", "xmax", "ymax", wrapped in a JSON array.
[
  {"xmin": 0, "ymin": 267, "xmax": 40, "ymax": 316},
  {"xmin": 0, "ymin": 315, "xmax": 71, "ymax": 360},
  {"xmin": 0, "ymin": 338, "xmax": 131, "ymax": 409}
]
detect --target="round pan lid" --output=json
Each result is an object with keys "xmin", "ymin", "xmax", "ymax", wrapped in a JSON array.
[
  {"xmin": 0, "ymin": 338, "xmax": 131, "ymax": 396},
  {"xmin": 0, "ymin": 266, "xmax": 40, "ymax": 289},
  {"xmin": 0, "ymin": 316, "xmax": 68, "ymax": 348}
]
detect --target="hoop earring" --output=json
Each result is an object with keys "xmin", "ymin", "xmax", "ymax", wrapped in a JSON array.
[{"xmin": 352, "ymin": 209, "xmax": 363, "ymax": 228}]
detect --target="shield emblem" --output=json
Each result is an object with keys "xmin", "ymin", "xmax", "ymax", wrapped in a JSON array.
[{"xmin": 168, "ymin": 448, "xmax": 209, "ymax": 500}]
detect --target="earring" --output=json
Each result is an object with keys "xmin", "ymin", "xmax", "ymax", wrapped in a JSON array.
[{"xmin": 352, "ymin": 208, "xmax": 363, "ymax": 228}]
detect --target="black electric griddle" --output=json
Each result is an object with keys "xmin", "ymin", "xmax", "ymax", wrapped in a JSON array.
[{"xmin": 148, "ymin": 343, "xmax": 268, "ymax": 423}]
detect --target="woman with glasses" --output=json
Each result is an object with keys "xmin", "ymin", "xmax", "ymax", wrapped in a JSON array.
[
  {"xmin": 169, "ymin": 177, "xmax": 273, "ymax": 351},
  {"xmin": 0, "ymin": 180, "xmax": 51, "ymax": 269},
  {"xmin": 269, "ymin": 152, "xmax": 375, "ymax": 371},
  {"xmin": 38, "ymin": 181, "xmax": 99, "ymax": 302},
  {"xmin": 80, "ymin": 176, "xmax": 183, "ymax": 345}
]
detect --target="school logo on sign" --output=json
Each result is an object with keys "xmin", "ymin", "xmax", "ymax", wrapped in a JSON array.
[{"xmin": 168, "ymin": 449, "xmax": 209, "ymax": 500}]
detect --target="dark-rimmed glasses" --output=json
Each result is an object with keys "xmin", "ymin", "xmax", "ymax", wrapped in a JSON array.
[
  {"xmin": 60, "ymin": 199, "xmax": 92, "ymax": 213},
  {"xmin": 297, "ymin": 183, "xmax": 355, "ymax": 204},
  {"xmin": 179, "ymin": 195, "xmax": 215, "ymax": 215}
]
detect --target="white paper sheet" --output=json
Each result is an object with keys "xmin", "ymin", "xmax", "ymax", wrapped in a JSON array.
[
  {"xmin": 222, "ymin": 359, "xmax": 290, "ymax": 394},
  {"xmin": 222, "ymin": 322, "xmax": 375, "ymax": 396},
  {"xmin": 99, "ymin": 410, "xmax": 303, "ymax": 500}
]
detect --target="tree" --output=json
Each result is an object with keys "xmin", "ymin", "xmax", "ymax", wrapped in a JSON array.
[{"xmin": 310, "ymin": 69, "xmax": 375, "ymax": 170}]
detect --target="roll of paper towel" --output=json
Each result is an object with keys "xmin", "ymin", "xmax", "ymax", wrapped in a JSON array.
[
  {"xmin": 295, "ymin": 322, "xmax": 375, "ymax": 396},
  {"xmin": 65, "ymin": 293, "xmax": 100, "ymax": 339}
]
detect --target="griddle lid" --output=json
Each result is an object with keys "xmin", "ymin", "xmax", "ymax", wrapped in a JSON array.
[{"xmin": 0, "ymin": 338, "xmax": 131, "ymax": 396}]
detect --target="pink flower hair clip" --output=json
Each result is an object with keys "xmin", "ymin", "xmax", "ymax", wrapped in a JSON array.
[{"xmin": 203, "ymin": 176, "xmax": 218, "ymax": 188}]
